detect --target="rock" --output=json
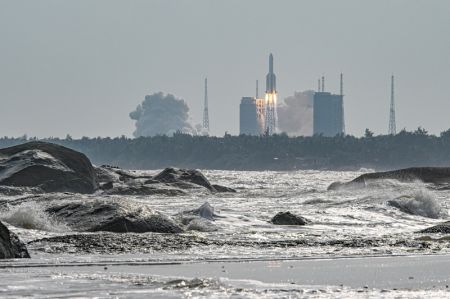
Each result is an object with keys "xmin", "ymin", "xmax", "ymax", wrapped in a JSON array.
[
  {"xmin": 329, "ymin": 167, "xmax": 450, "ymax": 190},
  {"xmin": 327, "ymin": 181, "xmax": 345, "ymax": 191},
  {"xmin": 46, "ymin": 199, "xmax": 183, "ymax": 233},
  {"xmin": 95, "ymin": 166, "xmax": 152, "ymax": 184},
  {"xmin": 0, "ymin": 142, "xmax": 98, "ymax": 194},
  {"xmin": 99, "ymin": 181, "xmax": 114, "ymax": 190},
  {"xmin": 0, "ymin": 221, "xmax": 30, "ymax": 259},
  {"xmin": 94, "ymin": 166, "xmax": 121, "ymax": 184},
  {"xmin": 417, "ymin": 221, "xmax": 450, "ymax": 234},
  {"xmin": 271, "ymin": 211, "xmax": 309, "ymax": 225},
  {"xmin": 103, "ymin": 183, "xmax": 186, "ymax": 196},
  {"xmin": 154, "ymin": 168, "xmax": 216, "ymax": 191},
  {"xmin": 95, "ymin": 166, "xmax": 234, "ymax": 195},
  {"xmin": 212, "ymin": 184, "xmax": 237, "ymax": 193}
]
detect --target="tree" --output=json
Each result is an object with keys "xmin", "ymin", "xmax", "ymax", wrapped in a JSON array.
[{"xmin": 364, "ymin": 128, "xmax": 374, "ymax": 138}]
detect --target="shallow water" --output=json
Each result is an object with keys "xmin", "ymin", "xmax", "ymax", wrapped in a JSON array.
[{"xmin": 1, "ymin": 169, "xmax": 450, "ymax": 297}]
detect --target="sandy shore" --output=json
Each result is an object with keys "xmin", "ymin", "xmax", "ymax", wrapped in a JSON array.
[{"xmin": 2, "ymin": 254, "xmax": 449, "ymax": 288}]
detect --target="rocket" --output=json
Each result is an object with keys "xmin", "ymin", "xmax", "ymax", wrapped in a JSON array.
[{"xmin": 266, "ymin": 53, "xmax": 276, "ymax": 93}]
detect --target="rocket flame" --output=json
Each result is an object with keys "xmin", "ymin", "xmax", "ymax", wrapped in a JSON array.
[{"xmin": 264, "ymin": 92, "xmax": 278, "ymax": 134}]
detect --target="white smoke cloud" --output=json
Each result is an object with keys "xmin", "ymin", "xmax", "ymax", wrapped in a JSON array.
[
  {"xmin": 130, "ymin": 92, "xmax": 196, "ymax": 137},
  {"xmin": 277, "ymin": 90, "xmax": 314, "ymax": 136}
]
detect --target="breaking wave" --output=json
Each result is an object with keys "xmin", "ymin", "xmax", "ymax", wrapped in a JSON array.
[
  {"xmin": 388, "ymin": 189, "xmax": 447, "ymax": 219},
  {"xmin": 1, "ymin": 203, "xmax": 68, "ymax": 232}
]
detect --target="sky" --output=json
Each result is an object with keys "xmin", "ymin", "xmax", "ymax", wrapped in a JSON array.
[{"xmin": 0, "ymin": 0, "xmax": 449, "ymax": 138}]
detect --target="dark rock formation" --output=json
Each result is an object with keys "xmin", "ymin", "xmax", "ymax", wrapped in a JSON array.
[
  {"xmin": 417, "ymin": 222, "xmax": 450, "ymax": 234},
  {"xmin": 271, "ymin": 211, "xmax": 309, "ymax": 225},
  {"xmin": 154, "ymin": 168, "xmax": 215, "ymax": 191},
  {"xmin": 0, "ymin": 142, "xmax": 98, "ymax": 193},
  {"xmin": 103, "ymin": 183, "xmax": 186, "ymax": 196},
  {"xmin": 95, "ymin": 166, "xmax": 235, "ymax": 195},
  {"xmin": 328, "ymin": 167, "xmax": 450, "ymax": 190},
  {"xmin": 46, "ymin": 199, "xmax": 183, "ymax": 233},
  {"xmin": 212, "ymin": 184, "xmax": 237, "ymax": 193},
  {"xmin": 0, "ymin": 221, "xmax": 30, "ymax": 259}
]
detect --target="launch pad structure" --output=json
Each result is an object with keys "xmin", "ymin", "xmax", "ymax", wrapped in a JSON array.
[{"xmin": 239, "ymin": 54, "xmax": 278, "ymax": 136}]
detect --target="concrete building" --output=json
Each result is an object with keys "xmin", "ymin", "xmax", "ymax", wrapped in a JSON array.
[
  {"xmin": 313, "ymin": 92, "xmax": 344, "ymax": 136},
  {"xmin": 239, "ymin": 97, "xmax": 260, "ymax": 135}
]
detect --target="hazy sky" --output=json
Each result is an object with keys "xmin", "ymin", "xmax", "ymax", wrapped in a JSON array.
[{"xmin": 1, "ymin": 0, "xmax": 449, "ymax": 138}]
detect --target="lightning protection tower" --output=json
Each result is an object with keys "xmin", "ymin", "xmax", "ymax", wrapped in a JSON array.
[
  {"xmin": 340, "ymin": 73, "xmax": 345, "ymax": 134},
  {"xmin": 388, "ymin": 75, "xmax": 396, "ymax": 135},
  {"xmin": 203, "ymin": 77, "xmax": 209, "ymax": 134}
]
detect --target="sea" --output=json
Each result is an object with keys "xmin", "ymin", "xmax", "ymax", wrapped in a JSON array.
[{"xmin": 1, "ymin": 169, "xmax": 450, "ymax": 298}]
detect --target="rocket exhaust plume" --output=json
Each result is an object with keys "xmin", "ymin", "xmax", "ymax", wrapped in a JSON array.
[
  {"xmin": 277, "ymin": 90, "xmax": 314, "ymax": 136},
  {"xmin": 130, "ymin": 92, "xmax": 195, "ymax": 137},
  {"xmin": 264, "ymin": 53, "xmax": 277, "ymax": 135}
]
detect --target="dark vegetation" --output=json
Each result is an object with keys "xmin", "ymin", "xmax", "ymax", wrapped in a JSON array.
[{"xmin": 1, "ymin": 127, "xmax": 450, "ymax": 171}]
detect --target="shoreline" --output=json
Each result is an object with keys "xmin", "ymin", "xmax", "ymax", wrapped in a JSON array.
[{"xmin": 1, "ymin": 254, "xmax": 450, "ymax": 291}]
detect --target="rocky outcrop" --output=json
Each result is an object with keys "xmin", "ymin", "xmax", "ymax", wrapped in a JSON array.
[
  {"xmin": 270, "ymin": 211, "xmax": 309, "ymax": 225},
  {"xmin": 212, "ymin": 184, "xmax": 237, "ymax": 193},
  {"xmin": 0, "ymin": 142, "xmax": 234, "ymax": 196},
  {"xmin": 0, "ymin": 221, "xmax": 30, "ymax": 259},
  {"xmin": 153, "ymin": 168, "xmax": 216, "ymax": 191},
  {"xmin": 95, "ymin": 166, "xmax": 236, "ymax": 194},
  {"xmin": 328, "ymin": 167, "xmax": 450, "ymax": 190},
  {"xmin": 102, "ymin": 183, "xmax": 186, "ymax": 196},
  {"xmin": 417, "ymin": 222, "xmax": 450, "ymax": 234},
  {"xmin": 46, "ymin": 199, "xmax": 183, "ymax": 233},
  {"xmin": 0, "ymin": 142, "xmax": 98, "ymax": 194}
]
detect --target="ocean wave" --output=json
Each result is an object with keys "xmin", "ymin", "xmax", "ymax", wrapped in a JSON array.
[
  {"xmin": 388, "ymin": 189, "xmax": 447, "ymax": 219},
  {"xmin": 0, "ymin": 202, "xmax": 68, "ymax": 232}
]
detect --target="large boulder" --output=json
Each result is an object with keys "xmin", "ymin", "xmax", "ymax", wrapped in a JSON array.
[
  {"xmin": 153, "ymin": 168, "xmax": 236, "ymax": 193},
  {"xmin": 0, "ymin": 221, "xmax": 30, "ymax": 259},
  {"xmin": 0, "ymin": 142, "xmax": 98, "ymax": 194},
  {"xmin": 94, "ymin": 166, "xmax": 236, "ymax": 195},
  {"xmin": 154, "ymin": 168, "xmax": 216, "ymax": 191},
  {"xmin": 270, "ymin": 211, "xmax": 309, "ymax": 226},
  {"xmin": 328, "ymin": 167, "xmax": 450, "ymax": 190},
  {"xmin": 46, "ymin": 199, "xmax": 183, "ymax": 233}
]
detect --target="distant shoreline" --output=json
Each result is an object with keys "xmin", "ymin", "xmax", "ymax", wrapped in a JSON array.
[{"xmin": 1, "ymin": 130, "xmax": 450, "ymax": 171}]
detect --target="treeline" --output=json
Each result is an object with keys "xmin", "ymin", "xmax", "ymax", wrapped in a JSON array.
[{"xmin": 2, "ymin": 128, "xmax": 450, "ymax": 171}]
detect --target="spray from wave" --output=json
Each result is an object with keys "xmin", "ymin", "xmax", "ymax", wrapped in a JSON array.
[
  {"xmin": 388, "ymin": 189, "xmax": 447, "ymax": 219},
  {"xmin": 1, "ymin": 203, "xmax": 68, "ymax": 232}
]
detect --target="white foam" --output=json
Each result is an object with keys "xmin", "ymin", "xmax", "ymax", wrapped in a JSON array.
[
  {"xmin": 388, "ymin": 189, "xmax": 447, "ymax": 219},
  {"xmin": 1, "ymin": 202, "xmax": 68, "ymax": 232}
]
